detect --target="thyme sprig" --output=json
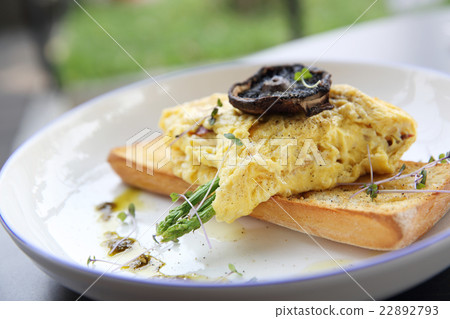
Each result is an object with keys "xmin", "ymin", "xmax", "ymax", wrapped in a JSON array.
[{"xmin": 350, "ymin": 150, "xmax": 450, "ymax": 200}]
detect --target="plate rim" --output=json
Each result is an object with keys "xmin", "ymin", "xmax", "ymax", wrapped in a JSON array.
[{"xmin": 1, "ymin": 59, "xmax": 450, "ymax": 290}]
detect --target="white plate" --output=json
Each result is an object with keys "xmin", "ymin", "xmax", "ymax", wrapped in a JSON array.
[{"xmin": 1, "ymin": 61, "xmax": 449, "ymax": 300}]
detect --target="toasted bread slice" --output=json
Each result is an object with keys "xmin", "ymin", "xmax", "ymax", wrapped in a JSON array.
[{"xmin": 108, "ymin": 144, "xmax": 450, "ymax": 250}]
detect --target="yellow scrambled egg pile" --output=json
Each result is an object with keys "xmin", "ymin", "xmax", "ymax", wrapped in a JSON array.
[{"xmin": 159, "ymin": 85, "xmax": 417, "ymax": 223}]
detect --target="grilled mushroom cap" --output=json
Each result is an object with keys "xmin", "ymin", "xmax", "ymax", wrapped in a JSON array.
[{"xmin": 228, "ymin": 64, "xmax": 333, "ymax": 117}]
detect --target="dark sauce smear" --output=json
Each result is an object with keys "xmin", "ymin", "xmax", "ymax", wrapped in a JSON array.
[
  {"xmin": 122, "ymin": 253, "xmax": 166, "ymax": 271},
  {"xmin": 104, "ymin": 231, "xmax": 136, "ymax": 256}
]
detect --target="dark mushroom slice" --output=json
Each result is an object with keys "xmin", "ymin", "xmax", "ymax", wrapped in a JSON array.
[{"xmin": 228, "ymin": 64, "xmax": 333, "ymax": 117}]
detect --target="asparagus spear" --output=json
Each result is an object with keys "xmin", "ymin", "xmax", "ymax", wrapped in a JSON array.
[
  {"xmin": 159, "ymin": 193, "xmax": 217, "ymax": 242},
  {"xmin": 156, "ymin": 177, "xmax": 220, "ymax": 239},
  {"xmin": 156, "ymin": 134, "xmax": 243, "ymax": 242}
]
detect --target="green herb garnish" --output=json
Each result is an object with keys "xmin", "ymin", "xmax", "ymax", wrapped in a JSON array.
[
  {"xmin": 128, "ymin": 203, "xmax": 136, "ymax": 218},
  {"xmin": 228, "ymin": 263, "xmax": 243, "ymax": 276},
  {"xmin": 157, "ymin": 178, "xmax": 220, "ymax": 242},
  {"xmin": 87, "ymin": 255, "xmax": 96, "ymax": 266},
  {"xmin": 224, "ymin": 133, "xmax": 243, "ymax": 146},
  {"xmin": 208, "ymin": 100, "xmax": 223, "ymax": 126},
  {"xmin": 117, "ymin": 211, "xmax": 127, "ymax": 222},
  {"xmin": 420, "ymin": 169, "xmax": 427, "ymax": 185},
  {"xmin": 294, "ymin": 68, "xmax": 312, "ymax": 81},
  {"xmin": 351, "ymin": 150, "xmax": 450, "ymax": 200},
  {"xmin": 170, "ymin": 192, "xmax": 180, "ymax": 202},
  {"xmin": 118, "ymin": 203, "xmax": 136, "ymax": 222},
  {"xmin": 365, "ymin": 183, "xmax": 378, "ymax": 200},
  {"xmin": 209, "ymin": 107, "xmax": 219, "ymax": 126}
]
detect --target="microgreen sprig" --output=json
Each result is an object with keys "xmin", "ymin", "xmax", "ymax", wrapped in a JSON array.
[
  {"xmin": 208, "ymin": 98, "xmax": 223, "ymax": 126},
  {"xmin": 209, "ymin": 108, "xmax": 219, "ymax": 126},
  {"xmin": 228, "ymin": 263, "xmax": 243, "ymax": 277},
  {"xmin": 294, "ymin": 67, "xmax": 321, "ymax": 89},
  {"xmin": 224, "ymin": 133, "xmax": 243, "ymax": 146},
  {"xmin": 350, "ymin": 150, "xmax": 450, "ymax": 200},
  {"xmin": 415, "ymin": 169, "xmax": 427, "ymax": 189},
  {"xmin": 365, "ymin": 183, "xmax": 378, "ymax": 200},
  {"xmin": 87, "ymin": 255, "xmax": 123, "ymax": 267},
  {"xmin": 294, "ymin": 68, "xmax": 312, "ymax": 81}
]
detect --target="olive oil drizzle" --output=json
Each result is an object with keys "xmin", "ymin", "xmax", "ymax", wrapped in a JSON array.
[{"xmin": 92, "ymin": 189, "xmax": 248, "ymax": 282}]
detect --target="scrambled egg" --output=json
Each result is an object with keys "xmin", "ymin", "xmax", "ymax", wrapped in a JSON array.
[{"xmin": 159, "ymin": 85, "xmax": 417, "ymax": 223}]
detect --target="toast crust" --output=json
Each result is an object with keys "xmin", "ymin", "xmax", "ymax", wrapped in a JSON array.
[{"xmin": 108, "ymin": 146, "xmax": 450, "ymax": 250}]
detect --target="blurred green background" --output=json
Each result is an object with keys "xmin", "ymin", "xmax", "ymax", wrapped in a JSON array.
[{"xmin": 54, "ymin": 0, "xmax": 390, "ymax": 86}]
